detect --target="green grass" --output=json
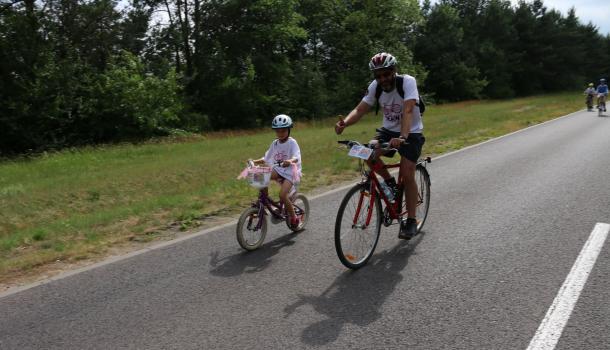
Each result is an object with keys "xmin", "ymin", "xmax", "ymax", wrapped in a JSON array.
[{"xmin": 0, "ymin": 92, "xmax": 583, "ymax": 281}]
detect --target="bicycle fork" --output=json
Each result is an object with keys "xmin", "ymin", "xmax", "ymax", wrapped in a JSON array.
[
  {"xmin": 352, "ymin": 185, "xmax": 376, "ymax": 229},
  {"xmin": 250, "ymin": 203, "xmax": 266, "ymax": 231}
]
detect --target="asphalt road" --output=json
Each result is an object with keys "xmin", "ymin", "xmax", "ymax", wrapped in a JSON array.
[{"xmin": 1, "ymin": 109, "xmax": 610, "ymax": 349}]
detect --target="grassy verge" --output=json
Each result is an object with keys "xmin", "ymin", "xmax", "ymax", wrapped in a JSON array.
[{"xmin": 0, "ymin": 92, "xmax": 583, "ymax": 283}]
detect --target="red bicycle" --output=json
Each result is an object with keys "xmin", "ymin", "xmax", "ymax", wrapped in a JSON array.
[{"xmin": 334, "ymin": 140, "xmax": 431, "ymax": 269}]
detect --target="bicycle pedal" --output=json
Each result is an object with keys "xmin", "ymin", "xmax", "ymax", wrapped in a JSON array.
[{"xmin": 382, "ymin": 207, "xmax": 394, "ymax": 227}]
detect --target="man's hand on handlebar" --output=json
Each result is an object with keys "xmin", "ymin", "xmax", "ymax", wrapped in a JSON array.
[{"xmin": 389, "ymin": 136, "xmax": 406, "ymax": 149}]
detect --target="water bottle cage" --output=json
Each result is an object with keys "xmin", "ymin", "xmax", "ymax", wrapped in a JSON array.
[{"xmin": 380, "ymin": 182, "xmax": 395, "ymax": 203}]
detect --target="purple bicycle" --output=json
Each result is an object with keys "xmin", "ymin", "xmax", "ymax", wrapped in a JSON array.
[{"xmin": 236, "ymin": 162, "xmax": 310, "ymax": 251}]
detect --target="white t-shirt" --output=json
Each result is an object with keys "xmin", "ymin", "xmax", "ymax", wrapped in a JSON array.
[
  {"xmin": 263, "ymin": 137, "xmax": 302, "ymax": 184},
  {"xmin": 362, "ymin": 74, "xmax": 423, "ymax": 133}
]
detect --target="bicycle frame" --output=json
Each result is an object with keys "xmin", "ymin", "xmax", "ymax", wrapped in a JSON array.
[
  {"xmin": 250, "ymin": 189, "xmax": 285, "ymax": 230},
  {"xmin": 599, "ymin": 96, "xmax": 607, "ymax": 105},
  {"xmin": 354, "ymin": 156, "xmax": 431, "ymax": 229},
  {"xmin": 352, "ymin": 159, "xmax": 403, "ymax": 229},
  {"xmin": 586, "ymin": 94, "xmax": 594, "ymax": 107},
  {"xmin": 250, "ymin": 187, "xmax": 306, "ymax": 230}
]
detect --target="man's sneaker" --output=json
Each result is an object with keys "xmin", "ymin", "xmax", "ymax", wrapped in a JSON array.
[{"xmin": 398, "ymin": 218, "xmax": 417, "ymax": 240}]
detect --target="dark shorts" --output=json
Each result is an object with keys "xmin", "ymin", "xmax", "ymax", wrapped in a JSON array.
[{"xmin": 373, "ymin": 127, "xmax": 425, "ymax": 163}]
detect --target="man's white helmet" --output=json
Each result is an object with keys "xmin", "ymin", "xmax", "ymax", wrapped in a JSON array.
[
  {"xmin": 271, "ymin": 114, "xmax": 293, "ymax": 129},
  {"xmin": 369, "ymin": 52, "xmax": 398, "ymax": 71}
]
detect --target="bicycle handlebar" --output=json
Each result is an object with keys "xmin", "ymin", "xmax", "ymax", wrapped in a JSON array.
[
  {"xmin": 337, "ymin": 140, "xmax": 404, "ymax": 151},
  {"xmin": 246, "ymin": 159, "xmax": 285, "ymax": 168},
  {"xmin": 337, "ymin": 141, "xmax": 432, "ymax": 165}
]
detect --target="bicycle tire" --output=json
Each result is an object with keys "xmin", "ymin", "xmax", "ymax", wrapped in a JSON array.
[
  {"xmin": 334, "ymin": 183, "xmax": 382, "ymax": 269},
  {"xmin": 286, "ymin": 194, "xmax": 310, "ymax": 232},
  {"xmin": 236, "ymin": 207, "xmax": 267, "ymax": 251},
  {"xmin": 415, "ymin": 164, "xmax": 431, "ymax": 232}
]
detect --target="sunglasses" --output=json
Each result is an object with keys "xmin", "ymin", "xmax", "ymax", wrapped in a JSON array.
[{"xmin": 374, "ymin": 70, "xmax": 394, "ymax": 80}]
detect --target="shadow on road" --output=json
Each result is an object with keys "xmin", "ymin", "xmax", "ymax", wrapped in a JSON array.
[
  {"xmin": 284, "ymin": 232, "xmax": 426, "ymax": 346},
  {"xmin": 208, "ymin": 232, "xmax": 299, "ymax": 277}
]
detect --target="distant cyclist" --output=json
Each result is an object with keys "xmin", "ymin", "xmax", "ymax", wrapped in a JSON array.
[
  {"xmin": 596, "ymin": 78, "xmax": 608, "ymax": 112},
  {"xmin": 334, "ymin": 52, "xmax": 425, "ymax": 239},
  {"xmin": 584, "ymin": 83, "xmax": 596, "ymax": 111}
]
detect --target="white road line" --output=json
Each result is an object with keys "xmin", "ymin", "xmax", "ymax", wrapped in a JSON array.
[{"xmin": 526, "ymin": 222, "xmax": 610, "ymax": 350}]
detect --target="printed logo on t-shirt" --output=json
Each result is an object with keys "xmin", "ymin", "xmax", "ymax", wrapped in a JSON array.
[
  {"xmin": 383, "ymin": 103, "xmax": 402, "ymax": 122},
  {"xmin": 274, "ymin": 151, "xmax": 287, "ymax": 161}
]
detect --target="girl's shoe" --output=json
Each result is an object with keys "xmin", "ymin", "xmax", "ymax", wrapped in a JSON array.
[{"xmin": 290, "ymin": 216, "xmax": 301, "ymax": 229}]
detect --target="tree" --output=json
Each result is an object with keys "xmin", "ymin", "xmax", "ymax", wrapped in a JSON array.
[
  {"xmin": 415, "ymin": 3, "xmax": 486, "ymax": 101},
  {"xmin": 0, "ymin": 0, "xmax": 56, "ymax": 153},
  {"xmin": 511, "ymin": 0, "xmax": 543, "ymax": 95},
  {"xmin": 185, "ymin": 0, "xmax": 306, "ymax": 129},
  {"xmin": 475, "ymin": 0, "xmax": 516, "ymax": 98}
]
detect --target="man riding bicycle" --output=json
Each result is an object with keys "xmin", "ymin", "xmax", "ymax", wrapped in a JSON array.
[
  {"xmin": 597, "ymin": 78, "xmax": 608, "ymax": 112},
  {"xmin": 334, "ymin": 52, "xmax": 425, "ymax": 239}
]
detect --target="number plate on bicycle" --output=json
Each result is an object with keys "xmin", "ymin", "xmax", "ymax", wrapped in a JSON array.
[{"xmin": 348, "ymin": 145, "xmax": 373, "ymax": 160}]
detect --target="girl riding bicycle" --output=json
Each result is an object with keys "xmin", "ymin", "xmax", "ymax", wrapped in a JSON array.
[{"xmin": 251, "ymin": 114, "xmax": 302, "ymax": 229}]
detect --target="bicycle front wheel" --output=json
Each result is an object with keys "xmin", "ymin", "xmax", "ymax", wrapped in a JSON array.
[
  {"xmin": 335, "ymin": 183, "xmax": 382, "ymax": 269},
  {"xmin": 236, "ymin": 207, "xmax": 267, "ymax": 251},
  {"xmin": 415, "ymin": 164, "xmax": 431, "ymax": 232}
]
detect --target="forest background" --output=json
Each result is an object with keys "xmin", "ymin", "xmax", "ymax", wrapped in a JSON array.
[{"xmin": 2, "ymin": 0, "xmax": 610, "ymax": 155}]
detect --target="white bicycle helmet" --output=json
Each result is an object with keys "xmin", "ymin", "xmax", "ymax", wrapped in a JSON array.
[
  {"xmin": 369, "ymin": 52, "xmax": 398, "ymax": 71},
  {"xmin": 271, "ymin": 114, "xmax": 293, "ymax": 129}
]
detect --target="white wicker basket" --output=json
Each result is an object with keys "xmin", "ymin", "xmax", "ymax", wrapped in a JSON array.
[{"xmin": 246, "ymin": 166, "xmax": 272, "ymax": 189}]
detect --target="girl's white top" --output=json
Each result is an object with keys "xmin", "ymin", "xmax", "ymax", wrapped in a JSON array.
[{"xmin": 263, "ymin": 137, "xmax": 302, "ymax": 184}]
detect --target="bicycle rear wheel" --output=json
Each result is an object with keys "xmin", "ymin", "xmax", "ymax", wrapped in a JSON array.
[
  {"xmin": 335, "ymin": 183, "xmax": 382, "ymax": 269},
  {"xmin": 236, "ymin": 207, "xmax": 267, "ymax": 251},
  {"xmin": 415, "ymin": 165, "xmax": 431, "ymax": 232}
]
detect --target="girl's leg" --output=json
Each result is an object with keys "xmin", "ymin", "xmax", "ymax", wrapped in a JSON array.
[
  {"xmin": 280, "ymin": 178, "xmax": 296, "ymax": 218},
  {"xmin": 268, "ymin": 170, "xmax": 284, "ymax": 196},
  {"xmin": 272, "ymin": 170, "xmax": 296, "ymax": 218}
]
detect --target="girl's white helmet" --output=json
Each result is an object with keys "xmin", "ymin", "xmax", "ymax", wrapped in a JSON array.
[{"xmin": 271, "ymin": 114, "xmax": 293, "ymax": 129}]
